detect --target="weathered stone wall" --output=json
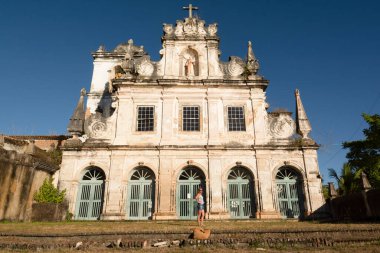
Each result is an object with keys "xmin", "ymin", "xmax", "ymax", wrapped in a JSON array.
[
  {"xmin": 328, "ymin": 189, "xmax": 380, "ymax": 220},
  {"xmin": 31, "ymin": 203, "xmax": 68, "ymax": 221},
  {"xmin": 0, "ymin": 138, "xmax": 59, "ymax": 221},
  {"xmin": 8, "ymin": 135, "xmax": 68, "ymax": 151}
]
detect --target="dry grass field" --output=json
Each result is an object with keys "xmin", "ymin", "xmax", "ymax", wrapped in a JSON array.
[{"xmin": 0, "ymin": 220, "xmax": 379, "ymax": 235}]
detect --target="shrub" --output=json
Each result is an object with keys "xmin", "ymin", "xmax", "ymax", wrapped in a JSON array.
[
  {"xmin": 34, "ymin": 178, "xmax": 66, "ymax": 204},
  {"xmin": 47, "ymin": 149, "xmax": 62, "ymax": 166}
]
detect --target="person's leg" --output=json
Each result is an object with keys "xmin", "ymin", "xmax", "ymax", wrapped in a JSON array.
[
  {"xmin": 198, "ymin": 209, "xmax": 202, "ymax": 226},
  {"xmin": 200, "ymin": 209, "xmax": 204, "ymax": 226}
]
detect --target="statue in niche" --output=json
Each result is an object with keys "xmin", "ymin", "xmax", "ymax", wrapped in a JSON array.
[
  {"xmin": 182, "ymin": 48, "xmax": 198, "ymax": 78},
  {"xmin": 185, "ymin": 57, "xmax": 195, "ymax": 77}
]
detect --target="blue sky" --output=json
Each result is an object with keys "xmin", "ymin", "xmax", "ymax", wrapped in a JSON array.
[{"xmin": 1, "ymin": 0, "xmax": 379, "ymax": 182}]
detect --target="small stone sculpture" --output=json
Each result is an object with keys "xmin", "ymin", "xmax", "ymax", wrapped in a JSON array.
[
  {"xmin": 163, "ymin": 23, "xmax": 174, "ymax": 36},
  {"xmin": 208, "ymin": 23, "xmax": 218, "ymax": 36},
  {"xmin": 175, "ymin": 20, "xmax": 184, "ymax": 36}
]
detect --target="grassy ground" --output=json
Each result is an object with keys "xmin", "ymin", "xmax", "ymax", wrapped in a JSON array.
[{"xmin": 0, "ymin": 220, "xmax": 379, "ymax": 235}]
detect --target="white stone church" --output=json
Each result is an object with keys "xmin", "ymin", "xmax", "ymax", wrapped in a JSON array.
[{"xmin": 58, "ymin": 5, "xmax": 325, "ymax": 220}]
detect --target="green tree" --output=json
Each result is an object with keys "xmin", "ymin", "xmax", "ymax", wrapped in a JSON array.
[
  {"xmin": 34, "ymin": 178, "xmax": 66, "ymax": 204},
  {"xmin": 343, "ymin": 113, "xmax": 380, "ymax": 188},
  {"xmin": 328, "ymin": 163, "xmax": 360, "ymax": 195},
  {"xmin": 322, "ymin": 184, "xmax": 330, "ymax": 200}
]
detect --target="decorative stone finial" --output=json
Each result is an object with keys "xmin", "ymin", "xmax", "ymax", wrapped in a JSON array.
[
  {"xmin": 361, "ymin": 172, "xmax": 372, "ymax": 191},
  {"xmin": 328, "ymin": 182, "xmax": 338, "ymax": 198},
  {"xmin": 67, "ymin": 88, "xmax": 86, "ymax": 138},
  {"xmin": 295, "ymin": 89, "xmax": 312, "ymax": 139},
  {"xmin": 246, "ymin": 41, "xmax": 260, "ymax": 76},
  {"xmin": 247, "ymin": 41, "xmax": 255, "ymax": 61},
  {"xmin": 97, "ymin": 45, "xmax": 105, "ymax": 52}
]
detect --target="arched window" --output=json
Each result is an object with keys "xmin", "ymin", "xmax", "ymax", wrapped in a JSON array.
[
  {"xmin": 75, "ymin": 167, "xmax": 105, "ymax": 220},
  {"xmin": 127, "ymin": 167, "xmax": 155, "ymax": 220},
  {"xmin": 177, "ymin": 166, "xmax": 205, "ymax": 219},
  {"xmin": 275, "ymin": 167, "xmax": 305, "ymax": 218},
  {"xmin": 227, "ymin": 166, "xmax": 256, "ymax": 218}
]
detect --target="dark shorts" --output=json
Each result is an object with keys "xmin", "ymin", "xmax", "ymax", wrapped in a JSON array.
[{"xmin": 197, "ymin": 203, "xmax": 204, "ymax": 210}]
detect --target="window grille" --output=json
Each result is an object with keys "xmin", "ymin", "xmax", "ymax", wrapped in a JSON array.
[
  {"xmin": 228, "ymin": 107, "xmax": 246, "ymax": 131},
  {"xmin": 137, "ymin": 106, "xmax": 154, "ymax": 131},
  {"xmin": 183, "ymin": 106, "xmax": 200, "ymax": 131}
]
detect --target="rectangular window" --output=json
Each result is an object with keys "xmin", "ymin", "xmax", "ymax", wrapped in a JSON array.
[
  {"xmin": 137, "ymin": 106, "xmax": 154, "ymax": 131},
  {"xmin": 182, "ymin": 106, "xmax": 200, "ymax": 131},
  {"xmin": 228, "ymin": 107, "xmax": 246, "ymax": 131}
]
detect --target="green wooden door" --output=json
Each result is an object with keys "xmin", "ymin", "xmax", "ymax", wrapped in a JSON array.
[
  {"xmin": 127, "ymin": 167, "xmax": 155, "ymax": 220},
  {"xmin": 276, "ymin": 168, "xmax": 304, "ymax": 218},
  {"xmin": 75, "ymin": 168, "xmax": 105, "ymax": 220},
  {"xmin": 227, "ymin": 167, "xmax": 255, "ymax": 218},
  {"xmin": 177, "ymin": 167, "xmax": 205, "ymax": 220}
]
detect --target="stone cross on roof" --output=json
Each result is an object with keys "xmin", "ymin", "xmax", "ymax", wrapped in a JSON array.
[{"xmin": 183, "ymin": 3, "xmax": 198, "ymax": 18}]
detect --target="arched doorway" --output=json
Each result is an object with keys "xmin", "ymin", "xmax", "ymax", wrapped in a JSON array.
[
  {"xmin": 127, "ymin": 167, "xmax": 155, "ymax": 220},
  {"xmin": 177, "ymin": 166, "xmax": 206, "ymax": 219},
  {"xmin": 227, "ymin": 166, "xmax": 256, "ymax": 218},
  {"xmin": 75, "ymin": 167, "xmax": 105, "ymax": 220},
  {"xmin": 275, "ymin": 167, "xmax": 305, "ymax": 218}
]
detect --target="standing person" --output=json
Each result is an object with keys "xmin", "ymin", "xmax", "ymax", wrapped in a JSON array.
[{"xmin": 195, "ymin": 188, "xmax": 205, "ymax": 227}]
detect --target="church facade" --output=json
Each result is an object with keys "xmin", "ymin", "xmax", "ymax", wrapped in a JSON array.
[{"xmin": 58, "ymin": 7, "xmax": 325, "ymax": 220}]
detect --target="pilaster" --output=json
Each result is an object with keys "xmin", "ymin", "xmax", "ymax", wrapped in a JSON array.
[
  {"xmin": 154, "ymin": 156, "xmax": 177, "ymax": 219},
  {"xmin": 207, "ymin": 156, "xmax": 230, "ymax": 219}
]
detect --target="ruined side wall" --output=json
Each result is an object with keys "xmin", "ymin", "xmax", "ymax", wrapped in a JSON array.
[
  {"xmin": 0, "ymin": 148, "xmax": 51, "ymax": 221},
  {"xmin": 328, "ymin": 189, "xmax": 380, "ymax": 220}
]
